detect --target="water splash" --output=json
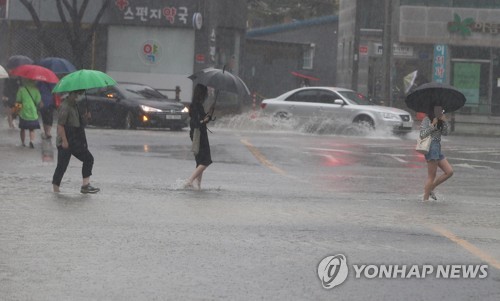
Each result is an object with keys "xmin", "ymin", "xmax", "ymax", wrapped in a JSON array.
[{"xmin": 210, "ymin": 111, "xmax": 408, "ymax": 139}]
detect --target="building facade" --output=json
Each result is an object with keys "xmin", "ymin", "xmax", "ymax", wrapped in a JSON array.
[
  {"xmin": 244, "ymin": 15, "xmax": 338, "ymax": 99},
  {"xmin": 0, "ymin": 0, "xmax": 246, "ymax": 103},
  {"xmin": 338, "ymin": 0, "xmax": 500, "ymax": 115}
]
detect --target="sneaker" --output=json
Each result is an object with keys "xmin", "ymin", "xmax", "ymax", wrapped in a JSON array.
[
  {"xmin": 29, "ymin": 142, "xmax": 34, "ymax": 149},
  {"xmin": 430, "ymin": 191, "xmax": 437, "ymax": 201},
  {"xmin": 81, "ymin": 184, "xmax": 100, "ymax": 194}
]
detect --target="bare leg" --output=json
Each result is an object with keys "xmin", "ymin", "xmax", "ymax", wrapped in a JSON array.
[
  {"xmin": 432, "ymin": 158, "xmax": 454, "ymax": 192},
  {"xmin": 83, "ymin": 177, "xmax": 90, "ymax": 186},
  {"xmin": 44, "ymin": 124, "xmax": 52, "ymax": 137},
  {"xmin": 185, "ymin": 165, "xmax": 207, "ymax": 189},
  {"xmin": 29, "ymin": 129, "xmax": 35, "ymax": 144},
  {"xmin": 8, "ymin": 112, "xmax": 14, "ymax": 128},
  {"xmin": 20, "ymin": 129, "xmax": 26, "ymax": 146},
  {"xmin": 53, "ymin": 184, "xmax": 60, "ymax": 192},
  {"xmin": 195, "ymin": 172, "xmax": 203, "ymax": 190},
  {"xmin": 423, "ymin": 161, "xmax": 438, "ymax": 201}
]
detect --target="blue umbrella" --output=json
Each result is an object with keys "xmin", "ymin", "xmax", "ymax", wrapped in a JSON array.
[
  {"xmin": 6, "ymin": 55, "xmax": 34, "ymax": 69},
  {"xmin": 37, "ymin": 57, "xmax": 77, "ymax": 74}
]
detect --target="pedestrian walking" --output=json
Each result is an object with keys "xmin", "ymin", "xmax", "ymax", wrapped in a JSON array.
[
  {"xmin": 52, "ymin": 90, "xmax": 100, "ymax": 194},
  {"xmin": 16, "ymin": 79, "xmax": 42, "ymax": 148},
  {"xmin": 184, "ymin": 84, "xmax": 213, "ymax": 190},
  {"xmin": 420, "ymin": 106, "xmax": 453, "ymax": 201},
  {"xmin": 2, "ymin": 76, "xmax": 20, "ymax": 128},
  {"xmin": 37, "ymin": 81, "xmax": 56, "ymax": 139}
]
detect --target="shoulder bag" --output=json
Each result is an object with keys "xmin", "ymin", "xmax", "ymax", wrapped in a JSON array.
[
  {"xmin": 415, "ymin": 135, "xmax": 431, "ymax": 154},
  {"xmin": 191, "ymin": 128, "xmax": 200, "ymax": 155}
]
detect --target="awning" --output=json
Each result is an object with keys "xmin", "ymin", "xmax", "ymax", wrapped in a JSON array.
[{"xmin": 291, "ymin": 71, "xmax": 320, "ymax": 81}]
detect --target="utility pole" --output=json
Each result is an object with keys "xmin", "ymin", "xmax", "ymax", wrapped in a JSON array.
[
  {"xmin": 382, "ymin": 0, "xmax": 393, "ymax": 106},
  {"xmin": 351, "ymin": 0, "xmax": 361, "ymax": 91}
]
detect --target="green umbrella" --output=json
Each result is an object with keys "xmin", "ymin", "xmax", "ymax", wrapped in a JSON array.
[{"xmin": 52, "ymin": 69, "xmax": 116, "ymax": 93}]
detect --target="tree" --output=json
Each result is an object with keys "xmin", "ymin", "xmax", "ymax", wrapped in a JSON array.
[
  {"xmin": 248, "ymin": 0, "xmax": 339, "ymax": 28},
  {"xmin": 18, "ymin": 0, "xmax": 112, "ymax": 68}
]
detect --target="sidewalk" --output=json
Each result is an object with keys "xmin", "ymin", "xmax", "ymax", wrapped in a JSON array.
[{"xmin": 451, "ymin": 114, "xmax": 500, "ymax": 137}]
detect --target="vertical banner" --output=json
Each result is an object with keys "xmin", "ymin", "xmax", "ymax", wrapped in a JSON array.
[
  {"xmin": 453, "ymin": 62, "xmax": 480, "ymax": 106},
  {"xmin": 433, "ymin": 44, "xmax": 448, "ymax": 83}
]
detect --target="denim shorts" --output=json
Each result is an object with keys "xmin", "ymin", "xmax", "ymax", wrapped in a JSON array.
[{"xmin": 425, "ymin": 140, "xmax": 445, "ymax": 161}]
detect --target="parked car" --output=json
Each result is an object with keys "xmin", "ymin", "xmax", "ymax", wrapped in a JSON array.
[
  {"xmin": 260, "ymin": 87, "xmax": 413, "ymax": 134},
  {"xmin": 81, "ymin": 82, "xmax": 189, "ymax": 130}
]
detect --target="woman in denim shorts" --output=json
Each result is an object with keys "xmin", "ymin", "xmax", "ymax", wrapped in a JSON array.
[{"xmin": 420, "ymin": 106, "xmax": 454, "ymax": 201}]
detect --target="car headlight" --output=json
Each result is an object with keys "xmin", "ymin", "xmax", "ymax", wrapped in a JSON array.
[
  {"xmin": 140, "ymin": 105, "xmax": 162, "ymax": 113},
  {"xmin": 381, "ymin": 112, "xmax": 400, "ymax": 120},
  {"xmin": 181, "ymin": 106, "xmax": 189, "ymax": 113}
]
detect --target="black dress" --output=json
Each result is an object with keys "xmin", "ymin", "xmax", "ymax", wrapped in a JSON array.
[{"xmin": 190, "ymin": 102, "xmax": 212, "ymax": 167}]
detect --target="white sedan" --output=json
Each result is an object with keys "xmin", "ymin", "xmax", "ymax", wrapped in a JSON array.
[{"xmin": 260, "ymin": 87, "xmax": 413, "ymax": 134}]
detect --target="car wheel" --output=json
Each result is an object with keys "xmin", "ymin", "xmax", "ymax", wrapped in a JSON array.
[
  {"xmin": 123, "ymin": 111, "xmax": 136, "ymax": 130},
  {"xmin": 353, "ymin": 115, "xmax": 375, "ymax": 129},
  {"xmin": 273, "ymin": 111, "xmax": 290, "ymax": 122}
]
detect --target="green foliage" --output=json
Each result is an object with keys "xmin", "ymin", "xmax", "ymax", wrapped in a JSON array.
[{"xmin": 248, "ymin": 0, "xmax": 338, "ymax": 28}]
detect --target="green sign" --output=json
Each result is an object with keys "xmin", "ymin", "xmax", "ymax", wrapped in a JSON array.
[{"xmin": 453, "ymin": 63, "xmax": 480, "ymax": 106}]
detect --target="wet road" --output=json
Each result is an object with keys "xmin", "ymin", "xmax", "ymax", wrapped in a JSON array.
[{"xmin": 1, "ymin": 117, "xmax": 499, "ymax": 300}]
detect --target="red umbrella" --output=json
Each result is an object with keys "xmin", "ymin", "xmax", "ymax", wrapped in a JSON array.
[{"xmin": 10, "ymin": 64, "xmax": 59, "ymax": 83}]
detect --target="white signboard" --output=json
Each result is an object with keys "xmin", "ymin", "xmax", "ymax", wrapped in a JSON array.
[{"xmin": 375, "ymin": 43, "xmax": 414, "ymax": 57}]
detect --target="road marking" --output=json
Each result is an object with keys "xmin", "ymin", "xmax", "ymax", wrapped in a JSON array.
[
  {"xmin": 447, "ymin": 157, "xmax": 500, "ymax": 164},
  {"xmin": 240, "ymin": 139, "xmax": 288, "ymax": 176},
  {"xmin": 429, "ymin": 224, "xmax": 500, "ymax": 270},
  {"xmin": 306, "ymin": 147, "xmax": 354, "ymax": 154}
]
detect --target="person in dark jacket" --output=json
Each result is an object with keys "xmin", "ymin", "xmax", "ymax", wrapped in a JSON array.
[
  {"xmin": 52, "ymin": 90, "xmax": 100, "ymax": 194},
  {"xmin": 184, "ymin": 84, "xmax": 212, "ymax": 190},
  {"xmin": 2, "ymin": 76, "xmax": 20, "ymax": 128}
]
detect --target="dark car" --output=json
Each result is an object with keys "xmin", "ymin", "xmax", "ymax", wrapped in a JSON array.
[{"xmin": 81, "ymin": 82, "xmax": 189, "ymax": 130}]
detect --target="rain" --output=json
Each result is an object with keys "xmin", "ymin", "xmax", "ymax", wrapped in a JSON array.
[{"xmin": 1, "ymin": 1, "xmax": 500, "ymax": 300}]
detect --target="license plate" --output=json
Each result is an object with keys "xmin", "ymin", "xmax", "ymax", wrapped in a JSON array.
[
  {"xmin": 166, "ymin": 115, "xmax": 181, "ymax": 120},
  {"xmin": 403, "ymin": 122, "xmax": 412, "ymax": 128}
]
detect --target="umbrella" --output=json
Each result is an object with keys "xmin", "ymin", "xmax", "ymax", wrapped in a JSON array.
[
  {"xmin": 188, "ymin": 67, "xmax": 250, "ymax": 117},
  {"xmin": 0, "ymin": 65, "xmax": 8, "ymax": 79},
  {"xmin": 403, "ymin": 70, "xmax": 418, "ymax": 94},
  {"xmin": 6, "ymin": 55, "xmax": 34, "ymax": 69},
  {"xmin": 10, "ymin": 64, "xmax": 59, "ymax": 83},
  {"xmin": 405, "ymin": 82, "xmax": 466, "ymax": 114},
  {"xmin": 188, "ymin": 67, "xmax": 250, "ymax": 96},
  {"xmin": 37, "ymin": 57, "xmax": 77, "ymax": 74},
  {"xmin": 52, "ymin": 69, "xmax": 117, "ymax": 93}
]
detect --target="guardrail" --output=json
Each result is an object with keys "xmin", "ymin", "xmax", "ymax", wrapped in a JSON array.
[{"xmin": 156, "ymin": 86, "xmax": 181, "ymax": 101}]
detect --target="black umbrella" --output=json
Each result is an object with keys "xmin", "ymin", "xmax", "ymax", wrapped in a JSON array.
[
  {"xmin": 188, "ymin": 67, "xmax": 250, "ymax": 116},
  {"xmin": 6, "ymin": 55, "xmax": 34, "ymax": 70},
  {"xmin": 188, "ymin": 67, "xmax": 250, "ymax": 96},
  {"xmin": 405, "ymin": 82, "xmax": 466, "ymax": 113}
]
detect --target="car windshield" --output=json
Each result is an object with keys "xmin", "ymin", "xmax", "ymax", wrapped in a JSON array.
[
  {"xmin": 118, "ymin": 83, "xmax": 167, "ymax": 100},
  {"xmin": 338, "ymin": 91, "xmax": 373, "ymax": 106}
]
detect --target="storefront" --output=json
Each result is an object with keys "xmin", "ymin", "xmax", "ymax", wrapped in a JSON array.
[{"xmin": 398, "ymin": 3, "xmax": 500, "ymax": 115}]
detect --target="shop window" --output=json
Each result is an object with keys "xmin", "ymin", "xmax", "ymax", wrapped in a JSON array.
[{"xmin": 303, "ymin": 46, "xmax": 315, "ymax": 70}]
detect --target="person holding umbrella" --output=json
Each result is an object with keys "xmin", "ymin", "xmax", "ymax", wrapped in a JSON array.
[
  {"xmin": 184, "ymin": 84, "xmax": 214, "ymax": 190},
  {"xmin": 406, "ymin": 82, "xmax": 465, "ymax": 201},
  {"xmin": 51, "ymin": 69, "xmax": 116, "ymax": 194},
  {"xmin": 16, "ymin": 79, "xmax": 42, "ymax": 148},
  {"xmin": 52, "ymin": 89, "xmax": 99, "ymax": 194},
  {"xmin": 420, "ymin": 106, "xmax": 453, "ymax": 201}
]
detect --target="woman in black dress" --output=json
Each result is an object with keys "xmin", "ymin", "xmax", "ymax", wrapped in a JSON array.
[{"xmin": 185, "ymin": 84, "xmax": 212, "ymax": 189}]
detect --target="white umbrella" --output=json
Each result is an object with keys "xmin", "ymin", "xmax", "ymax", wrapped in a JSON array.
[
  {"xmin": 404, "ymin": 70, "xmax": 418, "ymax": 94},
  {"xmin": 0, "ymin": 65, "xmax": 8, "ymax": 79}
]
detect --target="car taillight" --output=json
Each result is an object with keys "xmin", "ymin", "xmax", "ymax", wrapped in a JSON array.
[{"xmin": 260, "ymin": 103, "xmax": 267, "ymax": 109}]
